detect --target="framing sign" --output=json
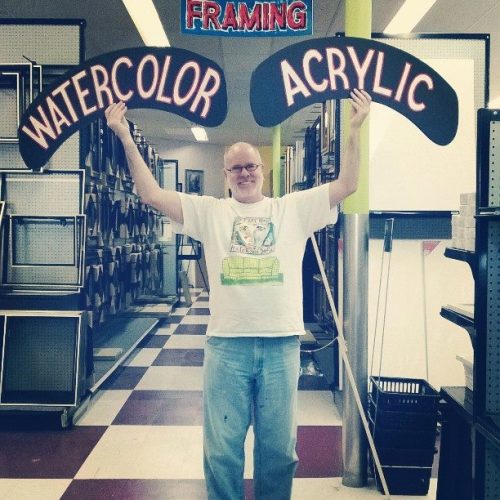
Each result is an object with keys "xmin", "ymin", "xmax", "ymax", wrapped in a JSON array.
[
  {"xmin": 181, "ymin": 0, "xmax": 313, "ymax": 36},
  {"xmin": 250, "ymin": 36, "xmax": 459, "ymax": 145},
  {"xmin": 18, "ymin": 47, "xmax": 227, "ymax": 170}
]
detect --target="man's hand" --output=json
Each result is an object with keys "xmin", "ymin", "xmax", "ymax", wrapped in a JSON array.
[
  {"xmin": 349, "ymin": 89, "xmax": 371, "ymax": 130},
  {"xmin": 105, "ymin": 102, "xmax": 131, "ymax": 142}
]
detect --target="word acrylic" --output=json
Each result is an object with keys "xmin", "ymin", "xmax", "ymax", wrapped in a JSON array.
[
  {"xmin": 181, "ymin": 0, "xmax": 312, "ymax": 36},
  {"xmin": 19, "ymin": 47, "xmax": 227, "ymax": 170},
  {"xmin": 250, "ymin": 36, "xmax": 458, "ymax": 145}
]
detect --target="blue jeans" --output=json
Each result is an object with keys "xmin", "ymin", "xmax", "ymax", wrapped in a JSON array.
[{"xmin": 203, "ymin": 336, "xmax": 301, "ymax": 500}]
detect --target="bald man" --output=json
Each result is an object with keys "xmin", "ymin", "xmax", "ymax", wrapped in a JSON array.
[{"xmin": 106, "ymin": 89, "xmax": 371, "ymax": 500}]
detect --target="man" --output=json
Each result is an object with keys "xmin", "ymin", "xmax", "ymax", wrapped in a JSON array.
[{"xmin": 105, "ymin": 88, "xmax": 371, "ymax": 500}]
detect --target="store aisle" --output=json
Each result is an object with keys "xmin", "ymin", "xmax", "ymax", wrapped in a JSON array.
[{"xmin": 0, "ymin": 289, "xmax": 437, "ymax": 499}]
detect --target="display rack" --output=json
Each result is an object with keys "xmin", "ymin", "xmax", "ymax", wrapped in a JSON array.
[
  {"xmin": 474, "ymin": 108, "xmax": 500, "ymax": 500},
  {"xmin": 444, "ymin": 247, "xmax": 477, "ymax": 278},
  {"xmin": 438, "ymin": 109, "xmax": 500, "ymax": 499},
  {"xmin": 285, "ymin": 105, "xmax": 340, "ymax": 388},
  {"xmin": 439, "ymin": 304, "xmax": 475, "ymax": 348},
  {"xmin": 0, "ymin": 20, "xmax": 176, "ymax": 427}
]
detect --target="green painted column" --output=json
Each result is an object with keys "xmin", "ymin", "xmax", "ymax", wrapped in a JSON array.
[
  {"xmin": 272, "ymin": 125, "xmax": 281, "ymax": 197},
  {"xmin": 344, "ymin": 0, "xmax": 371, "ymax": 214},
  {"xmin": 342, "ymin": 0, "xmax": 372, "ymax": 489}
]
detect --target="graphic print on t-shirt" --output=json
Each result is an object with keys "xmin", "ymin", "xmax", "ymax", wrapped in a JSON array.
[{"xmin": 221, "ymin": 216, "xmax": 284, "ymax": 285}]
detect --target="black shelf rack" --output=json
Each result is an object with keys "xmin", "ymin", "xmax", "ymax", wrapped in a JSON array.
[
  {"xmin": 441, "ymin": 245, "xmax": 476, "ymax": 348},
  {"xmin": 473, "ymin": 108, "xmax": 500, "ymax": 499},
  {"xmin": 438, "ymin": 109, "xmax": 500, "ymax": 499},
  {"xmin": 439, "ymin": 305, "xmax": 475, "ymax": 348},
  {"xmin": 444, "ymin": 247, "xmax": 477, "ymax": 279}
]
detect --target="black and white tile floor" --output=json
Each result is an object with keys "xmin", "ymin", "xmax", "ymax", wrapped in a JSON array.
[{"xmin": 0, "ymin": 289, "xmax": 438, "ymax": 499}]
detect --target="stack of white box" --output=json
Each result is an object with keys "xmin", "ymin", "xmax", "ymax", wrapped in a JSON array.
[{"xmin": 451, "ymin": 193, "xmax": 476, "ymax": 251}]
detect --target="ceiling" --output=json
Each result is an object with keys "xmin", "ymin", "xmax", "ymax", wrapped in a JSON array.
[{"xmin": 1, "ymin": 0, "xmax": 499, "ymax": 147}]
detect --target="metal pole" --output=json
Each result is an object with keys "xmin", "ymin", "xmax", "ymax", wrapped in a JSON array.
[
  {"xmin": 342, "ymin": 0, "xmax": 372, "ymax": 488},
  {"xmin": 342, "ymin": 213, "xmax": 370, "ymax": 487},
  {"xmin": 272, "ymin": 125, "xmax": 281, "ymax": 197},
  {"xmin": 311, "ymin": 234, "xmax": 390, "ymax": 498}
]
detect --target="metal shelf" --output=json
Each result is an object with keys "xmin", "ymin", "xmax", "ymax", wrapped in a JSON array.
[
  {"xmin": 441, "ymin": 386, "xmax": 474, "ymax": 424},
  {"xmin": 440, "ymin": 305, "xmax": 475, "ymax": 348},
  {"xmin": 476, "ymin": 206, "xmax": 500, "ymax": 219},
  {"xmin": 444, "ymin": 247, "xmax": 477, "ymax": 279}
]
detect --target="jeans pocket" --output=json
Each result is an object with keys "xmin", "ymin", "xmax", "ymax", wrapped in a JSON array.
[{"xmin": 206, "ymin": 335, "xmax": 221, "ymax": 346}]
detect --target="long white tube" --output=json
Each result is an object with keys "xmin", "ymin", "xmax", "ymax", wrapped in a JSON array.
[{"xmin": 310, "ymin": 235, "xmax": 391, "ymax": 498}]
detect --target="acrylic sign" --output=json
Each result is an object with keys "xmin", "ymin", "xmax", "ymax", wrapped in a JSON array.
[
  {"xmin": 181, "ymin": 0, "xmax": 312, "ymax": 37},
  {"xmin": 250, "ymin": 36, "xmax": 459, "ymax": 145},
  {"xmin": 18, "ymin": 47, "xmax": 227, "ymax": 170}
]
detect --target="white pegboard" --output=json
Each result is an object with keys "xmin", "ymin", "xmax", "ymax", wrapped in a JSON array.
[
  {"xmin": 380, "ymin": 37, "xmax": 487, "ymax": 112},
  {"xmin": 0, "ymin": 133, "xmax": 80, "ymax": 172},
  {"xmin": 12, "ymin": 218, "xmax": 75, "ymax": 266},
  {"xmin": 490, "ymin": 120, "xmax": 500, "ymax": 208},
  {"xmin": 486, "ymin": 220, "xmax": 500, "ymax": 414},
  {"xmin": 0, "ymin": 22, "xmax": 82, "ymax": 171},
  {"xmin": 47, "ymin": 133, "xmax": 81, "ymax": 171},
  {"xmin": 0, "ymin": 143, "xmax": 28, "ymax": 171},
  {"xmin": 5, "ymin": 171, "xmax": 83, "ymax": 215},
  {"xmin": 5, "ymin": 217, "xmax": 84, "ymax": 287},
  {"xmin": 0, "ymin": 89, "xmax": 18, "ymax": 139},
  {"xmin": 0, "ymin": 24, "xmax": 81, "ymax": 65},
  {"xmin": 338, "ymin": 36, "xmax": 488, "ymax": 211}
]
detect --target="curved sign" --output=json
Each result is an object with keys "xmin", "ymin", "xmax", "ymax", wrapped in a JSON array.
[
  {"xmin": 250, "ymin": 36, "xmax": 458, "ymax": 145},
  {"xmin": 19, "ymin": 47, "xmax": 227, "ymax": 170}
]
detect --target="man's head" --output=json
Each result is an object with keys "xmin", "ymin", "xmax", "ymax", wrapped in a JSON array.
[{"xmin": 224, "ymin": 142, "xmax": 264, "ymax": 204}]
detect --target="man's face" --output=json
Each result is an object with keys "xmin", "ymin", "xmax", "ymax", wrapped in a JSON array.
[{"xmin": 224, "ymin": 143, "xmax": 264, "ymax": 204}]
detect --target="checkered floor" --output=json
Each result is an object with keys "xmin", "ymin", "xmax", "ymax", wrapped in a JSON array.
[{"xmin": 0, "ymin": 289, "xmax": 437, "ymax": 499}]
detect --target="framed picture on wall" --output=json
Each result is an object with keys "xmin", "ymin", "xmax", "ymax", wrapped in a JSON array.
[
  {"xmin": 185, "ymin": 169, "xmax": 204, "ymax": 195},
  {"xmin": 321, "ymin": 100, "xmax": 335, "ymax": 154}
]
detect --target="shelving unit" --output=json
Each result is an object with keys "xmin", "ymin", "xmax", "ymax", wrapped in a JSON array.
[
  {"xmin": 437, "ymin": 386, "xmax": 474, "ymax": 500},
  {"xmin": 0, "ymin": 21, "xmax": 177, "ymax": 427},
  {"xmin": 439, "ymin": 304, "xmax": 475, "ymax": 347},
  {"xmin": 438, "ymin": 109, "xmax": 500, "ymax": 499},
  {"xmin": 444, "ymin": 247, "xmax": 477, "ymax": 278},
  {"xmin": 473, "ymin": 109, "xmax": 500, "ymax": 500}
]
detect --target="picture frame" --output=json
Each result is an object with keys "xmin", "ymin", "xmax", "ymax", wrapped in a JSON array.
[
  {"xmin": 321, "ymin": 99, "xmax": 335, "ymax": 154},
  {"xmin": 185, "ymin": 169, "xmax": 204, "ymax": 195}
]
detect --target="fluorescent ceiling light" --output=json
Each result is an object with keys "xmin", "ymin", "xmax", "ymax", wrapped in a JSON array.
[
  {"xmin": 191, "ymin": 126, "xmax": 209, "ymax": 142},
  {"xmin": 384, "ymin": 0, "xmax": 437, "ymax": 34},
  {"xmin": 122, "ymin": 0, "xmax": 170, "ymax": 46}
]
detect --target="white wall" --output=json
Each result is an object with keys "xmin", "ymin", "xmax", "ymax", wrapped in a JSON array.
[
  {"xmin": 156, "ymin": 140, "xmax": 225, "ymax": 288},
  {"xmin": 157, "ymin": 139, "xmax": 226, "ymax": 199},
  {"xmin": 368, "ymin": 239, "xmax": 474, "ymax": 390}
]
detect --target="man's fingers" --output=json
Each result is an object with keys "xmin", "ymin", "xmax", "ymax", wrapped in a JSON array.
[
  {"xmin": 105, "ymin": 101, "xmax": 127, "ymax": 124},
  {"xmin": 350, "ymin": 89, "xmax": 371, "ymax": 107}
]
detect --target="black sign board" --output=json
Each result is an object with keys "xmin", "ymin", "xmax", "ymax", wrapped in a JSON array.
[
  {"xmin": 250, "ymin": 36, "xmax": 458, "ymax": 145},
  {"xmin": 18, "ymin": 47, "xmax": 227, "ymax": 170}
]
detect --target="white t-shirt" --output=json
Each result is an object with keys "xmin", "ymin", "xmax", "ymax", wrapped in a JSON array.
[{"xmin": 175, "ymin": 183, "xmax": 337, "ymax": 337}]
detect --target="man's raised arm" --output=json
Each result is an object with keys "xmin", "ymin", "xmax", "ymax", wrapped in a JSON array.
[
  {"xmin": 105, "ymin": 102, "xmax": 184, "ymax": 224},
  {"xmin": 328, "ymin": 89, "xmax": 371, "ymax": 208}
]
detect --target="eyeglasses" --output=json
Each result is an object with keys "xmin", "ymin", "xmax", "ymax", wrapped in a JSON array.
[{"xmin": 225, "ymin": 163, "xmax": 262, "ymax": 174}]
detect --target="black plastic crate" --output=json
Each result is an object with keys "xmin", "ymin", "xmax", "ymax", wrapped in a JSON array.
[
  {"xmin": 373, "ymin": 464, "xmax": 432, "ymax": 496},
  {"xmin": 368, "ymin": 396, "xmax": 438, "ymax": 431},
  {"xmin": 373, "ymin": 446, "xmax": 436, "ymax": 468},
  {"xmin": 370, "ymin": 376, "xmax": 440, "ymax": 413},
  {"xmin": 369, "ymin": 415, "xmax": 437, "ymax": 450}
]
